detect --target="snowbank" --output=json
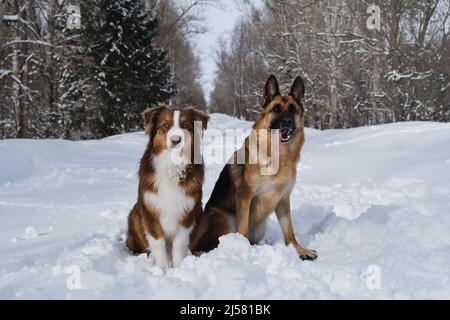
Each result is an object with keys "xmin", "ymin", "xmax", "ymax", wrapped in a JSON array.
[{"xmin": 1, "ymin": 115, "xmax": 449, "ymax": 299}]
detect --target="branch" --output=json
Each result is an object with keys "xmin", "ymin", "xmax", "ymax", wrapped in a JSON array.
[
  {"xmin": 0, "ymin": 69, "xmax": 12, "ymax": 79},
  {"xmin": 1, "ymin": 40, "xmax": 56, "ymax": 50}
]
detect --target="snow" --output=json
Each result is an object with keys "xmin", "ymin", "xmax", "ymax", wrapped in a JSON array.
[
  {"xmin": 24, "ymin": 227, "xmax": 39, "ymax": 240},
  {"xmin": 1, "ymin": 114, "xmax": 450, "ymax": 299},
  {"xmin": 0, "ymin": 69, "xmax": 12, "ymax": 79}
]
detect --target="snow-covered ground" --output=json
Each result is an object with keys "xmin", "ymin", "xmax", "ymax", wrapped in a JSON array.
[{"xmin": 1, "ymin": 114, "xmax": 450, "ymax": 299}]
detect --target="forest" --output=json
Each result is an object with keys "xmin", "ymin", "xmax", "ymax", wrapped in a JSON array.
[
  {"xmin": 1, "ymin": 0, "xmax": 450, "ymax": 139},
  {"xmin": 0, "ymin": 0, "xmax": 207, "ymax": 139},
  {"xmin": 211, "ymin": 0, "xmax": 450, "ymax": 128}
]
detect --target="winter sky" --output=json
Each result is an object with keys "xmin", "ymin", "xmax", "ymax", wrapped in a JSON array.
[{"xmin": 190, "ymin": 1, "xmax": 262, "ymax": 101}]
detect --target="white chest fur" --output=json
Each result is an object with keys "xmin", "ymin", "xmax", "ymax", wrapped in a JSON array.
[{"xmin": 144, "ymin": 150, "xmax": 195, "ymax": 238}]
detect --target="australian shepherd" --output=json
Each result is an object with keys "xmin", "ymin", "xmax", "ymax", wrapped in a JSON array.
[
  {"xmin": 191, "ymin": 75, "xmax": 317, "ymax": 261},
  {"xmin": 126, "ymin": 105, "xmax": 209, "ymax": 268}
]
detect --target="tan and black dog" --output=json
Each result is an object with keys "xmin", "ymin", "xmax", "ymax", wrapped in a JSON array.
[{"xmin": 191, "ymin": 75, "xmax": 317, "ymax": 261}]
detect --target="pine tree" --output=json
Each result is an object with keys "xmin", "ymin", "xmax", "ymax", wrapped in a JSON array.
[{"xmin": 61, "ymin": 0, "xmax": 175, "ymax": 138}]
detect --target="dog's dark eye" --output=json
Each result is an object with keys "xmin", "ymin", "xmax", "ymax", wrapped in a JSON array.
[
  {"xmin": 162, "ymin": 123, "xmax": 170, "ymax": 130},
  {"xmin": 273, "ymin": 105, "xmax": 282, "ymax": 113},
  {"xmin": 289, "ymin": 105, "xmax": 297, "ymax": 114},
  {"xmin": 181, "ymin": 123, "xmax": 190, "ymax": 130}
]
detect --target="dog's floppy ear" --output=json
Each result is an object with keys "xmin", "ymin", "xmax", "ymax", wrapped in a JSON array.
[
  {"xmin": 290, "ymin": 76, "xmax": 305, "ymax": 104},
  {"xmin": 187, "ymin": 107, "xmax": 209, "ymax": 131},
  {"xmin": 263, "ymin": 75, "xmax": 280, "ymax": 107},
  {"xmin": 142, "ymin": 105, "xmax": 167, "ymax": 135}
]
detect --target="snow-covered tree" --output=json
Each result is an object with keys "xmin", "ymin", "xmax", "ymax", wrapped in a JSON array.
[{"xmin": 61, "ymin": 0, "xmax": 175, "ymax": 138}]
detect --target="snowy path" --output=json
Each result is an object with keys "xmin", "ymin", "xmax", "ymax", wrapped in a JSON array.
[{"xmin": 1, "ymin": 114, "xmax": 450, "ymax": 299}]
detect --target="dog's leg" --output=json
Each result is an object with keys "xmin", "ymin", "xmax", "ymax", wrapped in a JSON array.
[
  {"xmin": 190, "ymin": 208, "xmax": 236, "ymax": 253},
  {"xmin": 250, "ymin": 221, "xmax": 267, "ymax": 245},
  {"xmin": 236, "ymin": 190, "xmax": 253, "ymax": 239},
  {"xmin": 126, "ymin": 233, "xmax": 147, "ymax": 255},
  {"xmin": 126, "ymin": 210, "xmax": 150, "ymax": 254},
  {"xmin": 275, "ymin": 197, "xmax": 317, "ymax": 261},
  {"xmin": 172, "ymin": 226, "xmax": 193, "ymax": 268},
  {"xmin": 146, "ymin": 234, "xmax": 171, "ymax": 268}
]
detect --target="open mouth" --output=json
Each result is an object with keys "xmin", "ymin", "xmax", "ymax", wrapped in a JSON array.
[{"xmin": 280, "ymin": 128, "xmax": 293, "ymax": 143}]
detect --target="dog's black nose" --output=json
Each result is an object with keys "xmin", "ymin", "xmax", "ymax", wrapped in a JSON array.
[
  {"xmin": 170, "ymin": 135, "xmax": 182, "ymax": 146},
  {"xmin": 281, "ymin": 117, "xmax": 293, "ymax": 128}
]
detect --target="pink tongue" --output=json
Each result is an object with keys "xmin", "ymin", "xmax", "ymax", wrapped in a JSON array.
[{"xmin": 280, "ymin": 129, "xmax": 289, "ymax": 140}]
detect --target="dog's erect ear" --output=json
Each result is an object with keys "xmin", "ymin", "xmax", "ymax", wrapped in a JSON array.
[
  {"xmin": 290, "ymin": 76, "xmax": 305, "ymax": 104},
  {"xmin": 187, "ymin": 107, "xmax": 209, "ymax": 131},
  {"xmin": 264, "ymin": 75, "xmax": 280, "ymax": 107},
  {"xmin": 142, "ymin": 105, "xmax": 167, "ymax": 135}
]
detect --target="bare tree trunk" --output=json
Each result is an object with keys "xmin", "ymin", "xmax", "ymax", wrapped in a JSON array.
[
  {"xmin": 388, "ymin": 0, "xmax": 403, "ymax": 68},
  {"xmin": 371, "ymin": 54, "xmax": 381, "ymax": 125},
  {"xmin": 10, "ymin": 0, "xmax": 28, "ymax": 138},
  {"xmin": 45, "ymin": 0, "xmax": 57, "ymax": 112},
  {"xmin": 417, "ymin": 0, "xmax": 438, "ymax": 50},
  {"xmin": 12, "ymin": 48, "xmax": 28, "ymax": 138},
  {"xmin": 325, "ymin": 1, "xmax": 342, "ymax": 128}
]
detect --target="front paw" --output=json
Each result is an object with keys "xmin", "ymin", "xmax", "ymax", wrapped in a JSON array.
[
  {"xmin": 151, "ymin": 254, "xmax": 172, "ymax": 269},
  {"xmin": 172, "ymin": 256, "xmax": 183, "ymax": 268},
  {"xmin": 299, "ymin": 248, "xmax": 318, "ymax": 261},
  {"xmin": 172, "ymin": 250, "xmax": 190, "ymax": 268}
]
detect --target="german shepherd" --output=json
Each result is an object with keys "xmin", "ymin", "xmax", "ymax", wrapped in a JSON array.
[{"xmin": 191, "ymin": 75, "xmax": 317, "ymax": 261}]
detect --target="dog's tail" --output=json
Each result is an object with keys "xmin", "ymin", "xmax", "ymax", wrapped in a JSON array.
[{"xmin": 190, "ymin": 207, "xmax": 234, "ymax": 254}]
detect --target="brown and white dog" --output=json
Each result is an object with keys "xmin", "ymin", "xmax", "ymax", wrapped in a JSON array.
[
  {"xmin": 191, "ymin": 75, "xmax": 317, "ymax": 261},
  {"xmin": 126, "ymin": 105, "xmax": 209, "ymax": 268}
]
